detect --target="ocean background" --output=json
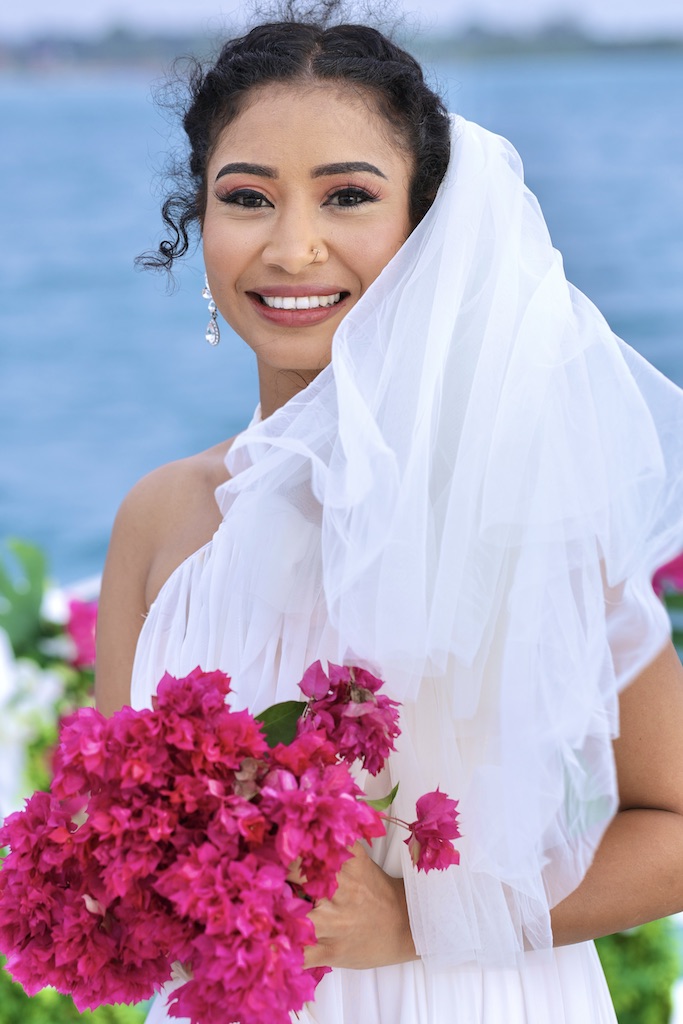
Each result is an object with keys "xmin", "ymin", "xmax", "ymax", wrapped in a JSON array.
[{"xmin": 1, "ymin": 50, "xmax": 682, "ymax": 584}]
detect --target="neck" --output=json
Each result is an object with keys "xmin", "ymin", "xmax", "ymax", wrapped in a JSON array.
[{"xmin": 257, "ymin": 360, "xmax": 322, "ymax": 419}]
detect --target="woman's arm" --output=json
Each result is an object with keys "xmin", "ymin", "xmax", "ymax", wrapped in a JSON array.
[
  {"xmin": 94, "ymin": 476, "xmax": 159, "ymax": 716},
  {"xmin": 551, "ymin": 638, "xmax": 683, "ymax": 944},
  {"xmin": 304, "ymin": 639, "xmax": 683, "ymax": 968},
  {"xmin": 95, "ymin": 450, "xmax": 230, "ymax": 717}
]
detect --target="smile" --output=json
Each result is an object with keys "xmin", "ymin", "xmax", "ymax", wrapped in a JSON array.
[
  {"xmin": 247, "ymin": 290, "xmax": 351, "ymax": 326},
  {"xmin": 259, "ymin": 293, "xmax": 343, "ymax": 310}
]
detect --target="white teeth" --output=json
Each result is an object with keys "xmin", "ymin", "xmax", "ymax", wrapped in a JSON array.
[{"xmin": 261, "ymin": 293, "xmax": 342, "ymax": 310}]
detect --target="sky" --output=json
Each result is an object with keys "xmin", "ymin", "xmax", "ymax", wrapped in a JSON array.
[{"xmin": 3, "ymin": 0, "xmax": 683, "ymax": 40}]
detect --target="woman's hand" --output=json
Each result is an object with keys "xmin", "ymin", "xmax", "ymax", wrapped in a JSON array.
[{"xmin": 301, "ymin": 843, "xmax": 419, "ymax": 970}]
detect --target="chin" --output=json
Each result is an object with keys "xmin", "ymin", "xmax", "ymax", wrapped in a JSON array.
[{"xmin": 257, "ymin": 342, "xmax": 333, "ymax": 376}]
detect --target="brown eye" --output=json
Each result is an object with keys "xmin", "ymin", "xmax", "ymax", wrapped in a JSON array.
[
  {"xmin": 217, "ymin": 189, "xmax": 273, "ymax": 208},
  {"xmin": 326, "ymin": 187, "xmax": 380, "ymax": 208}
]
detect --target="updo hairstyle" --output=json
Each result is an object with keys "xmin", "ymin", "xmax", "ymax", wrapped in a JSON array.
[{"xmin": 142, "ymin": 18, "xmax": 451, "ymax": 271}]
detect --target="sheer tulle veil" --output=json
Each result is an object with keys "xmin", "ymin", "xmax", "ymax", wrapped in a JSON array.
[{"xmin": 135, "ymin": 115, "xmax": 683, "ymax": 968}]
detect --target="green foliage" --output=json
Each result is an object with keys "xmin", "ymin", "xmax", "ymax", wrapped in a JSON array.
[
  {"xmin": 662, "ymin": 591, "xmax": 683, "ymax": 653},
  {"xmin": 363, "ymin": 782, "xmax": 400, "ymax": 812},
  {"xmin": 256, "ymin": 700, "xmax": 307, "ymax": 747},
  {"xmin": 0, "ymin": 539, "xmax": 47, "ymax": 658},
  {"xmin": 18, "ymin": 670, "xmax": 93, "ymax": 796},
  {"xmin": 0, "ymin": 961, "xmax": 148, "ymax": 1024},
  {"xmin": 596, "ymin": 919, "xmax": 680, "ymax": 1024},
  {"xmin": 0, "ymin": 539, "xmax": 96, "ymax": 797}
]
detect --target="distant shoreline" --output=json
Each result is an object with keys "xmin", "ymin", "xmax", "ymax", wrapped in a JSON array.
[{"xmin": 1, "ymin": 24, "xmax": 682, "ymax": 72}]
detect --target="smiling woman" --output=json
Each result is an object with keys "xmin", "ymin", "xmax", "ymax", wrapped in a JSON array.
[
  {"xmin": 201, "ymin": 84, "xmax": 413, "ymax": 405},
  {"xmin": 93, "ymin": 6, "xmax": 683, "ymax": 1024}
]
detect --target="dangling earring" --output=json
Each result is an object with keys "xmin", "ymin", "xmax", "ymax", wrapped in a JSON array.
[{"xmin": 202, "ymin": 274, "xmax": 220, "ymax": 346}]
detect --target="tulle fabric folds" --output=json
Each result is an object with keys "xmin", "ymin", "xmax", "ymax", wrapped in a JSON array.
[{"xmin": 132, "ymin": 116, "xmax": 683, "ymax": 970}]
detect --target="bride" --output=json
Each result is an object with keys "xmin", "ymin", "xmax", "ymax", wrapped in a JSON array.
[{"xmin": 95, "ymin": 10, "xmax": 683, "ymax": 1023}]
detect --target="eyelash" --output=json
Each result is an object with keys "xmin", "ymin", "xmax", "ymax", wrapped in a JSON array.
[
  {"xmin": 326, "ymin": 185, "xmax": 382, "ymax": 207},
  {"xmin": 217, "ymin": 188, "xmax": 270, "ymax": 208},
  {"xmin": 215, "ymin": 184, "xmax": 382, "ymax": 209}
]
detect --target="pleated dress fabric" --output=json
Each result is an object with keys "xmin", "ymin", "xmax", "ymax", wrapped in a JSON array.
[
  {"xmin": 133, "ymin": 538, "xmax": 617, "ymax": 1024},
  {"xmin": 129, "ymin": 115, "xmax": 683, "ymax": 1021}
]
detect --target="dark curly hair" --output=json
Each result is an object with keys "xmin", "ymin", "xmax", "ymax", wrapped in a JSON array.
[{"xmin": 139, "ymin": 17, "xmax": 451, "ymax": 271}]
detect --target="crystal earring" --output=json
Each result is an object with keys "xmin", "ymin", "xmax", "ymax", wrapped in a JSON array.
[{"xmin": 202, "ymin": 274, "xmax": 220, "ymax": 346}]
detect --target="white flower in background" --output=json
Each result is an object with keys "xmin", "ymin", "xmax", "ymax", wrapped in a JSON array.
[
  {"xmin": 0, "ymin": 627, "xmax": 27, "ymax": 821},
  {"xmin": 12, "ymin": 658, "xmax": 63, "ymax": 724},
  {"xmin": 0, "ymin": 626, "xmax": 64, "ymax": 821},
  {"xmin": 0, "ymin": 633, "xmax": 21, "ymax": 812},
  {"xmin": 42, "ymin": 577, "xmax": 100, "ymax": 624}
]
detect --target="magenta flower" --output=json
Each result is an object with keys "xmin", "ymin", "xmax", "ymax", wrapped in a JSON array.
[
  {"xmin": 66, "ymin": 598, "xmax": 98, "ymax": 668},
  {"xmin": 404, "ymin": 789, "xmax": 461, "ymax": 872},
  {"xmin": 0, "ymin": 664, "xmax": 460, "ymax": 1023},
  {"xmin": 261, "ymin": 759, "xmax": 385, "ymax": 900},
  {"xmin": 160, "ymin": 853, "xmax": 318, "ymax": 1024},
  {"xmin": 298, "ymin": 661, "xmax": 401, "ymax": 775}
]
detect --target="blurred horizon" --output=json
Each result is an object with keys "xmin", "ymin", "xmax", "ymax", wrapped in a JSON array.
[
  {"xmin": 1, "ymin": 19, "xmax": 681, "ymax": 75},
  {"xmin": 2, "ymin": 0, "xmax": 683, "ymax": 42}
]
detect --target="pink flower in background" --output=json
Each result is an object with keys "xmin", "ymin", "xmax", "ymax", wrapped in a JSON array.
[
  {"xmin": 405, "ymin": 789, "xmax": 461, "ymax": 872},
  {"xmin": 66, "ymin": 598, "xmax": 98, "ymax": 668},
  {"xmin": 298, "ymin": 661, "xmax": 401, "ymax": 776},
  {"xmin": 652, "ymin": 553, "xmax": 683, "ymax": 597}
]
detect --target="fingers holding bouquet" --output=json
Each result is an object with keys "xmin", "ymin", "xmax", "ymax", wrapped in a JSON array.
[
  {"xmin": 0, "ymin": 662, "xmax": 460, "ymax": 1024},
  {"xmin": 300, "ymin": 841, "xmax": 418, "ymax": 970}
]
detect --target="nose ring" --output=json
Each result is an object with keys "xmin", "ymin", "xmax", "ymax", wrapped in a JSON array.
[{"xmin": 311, "ymin": 247, "xmax": 321, "ymax": 263}]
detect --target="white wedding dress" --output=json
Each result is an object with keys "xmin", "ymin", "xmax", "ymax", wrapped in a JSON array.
[
  {"xmin": 131, "ymin": 533, "xmax": 617, "ymax": 1024},
  {"xmin": 129, "ymin": 115, "xmax": 683, "ymax": 1022}
]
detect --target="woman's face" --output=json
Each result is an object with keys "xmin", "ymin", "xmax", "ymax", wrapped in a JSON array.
[{"xmin": 202, "ymin": 83, "xmax": 413, "ymax": 377}]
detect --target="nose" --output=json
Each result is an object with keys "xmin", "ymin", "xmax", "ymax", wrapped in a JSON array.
[{"xmin": 261, "ymin": 205, "xmax": 328, "ymax": 274}]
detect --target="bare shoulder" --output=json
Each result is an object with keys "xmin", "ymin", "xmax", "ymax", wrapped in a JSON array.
[
  {"xmin": 94, "ymin": 438, "xmax": 236, "ymax": 716},
  {"xmin": 113, "ymin": 441, "xmax": 233, "ymax": 592},
  {"xmin": 130, "ymin": 440, "xmax": 236, "ymax": 605}
]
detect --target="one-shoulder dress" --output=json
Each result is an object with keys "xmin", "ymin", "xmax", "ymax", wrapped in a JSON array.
[
  {"xmin": 127, "ymin": 115, "xmax": 683, "ymax": 1023},
  {"xmin": 130, "ymin": 517, "xmax": 618, "ymax": 1024}
]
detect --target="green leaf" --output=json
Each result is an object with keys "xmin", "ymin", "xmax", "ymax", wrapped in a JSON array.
[
  {"xmin": 596, "ymin": 919, "xmax": 679, "ymax": 1024},
  {"xmin": 663, "ymin": 591, "xmax": 683, "ymax": 611},
  {"xmin": 0, "ymin": 956, "xmax": 150, "ymax": 1022},
  {"xmin": 255, "ymin": 700, "xmax": 307, "ymax": 748},
  {"xmin": 0, "ymin": 539, "xmax": 47, "ymax": 656},
  {"xmin": 362, "ymin": 782, "xmax": 399, "ymax": 812},
  {"xmin": 671, "ymin": 630, "xmax": 683, "ymax": 660}
]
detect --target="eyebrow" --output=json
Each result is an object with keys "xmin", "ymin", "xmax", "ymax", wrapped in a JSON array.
[
  {"xmin": 311, "ymin": 161, "xmax": 387, "ymax": 180},
  {"xmin": 214, "ymin": 160, "xmax": 388, "ymax": 182},
  {"xmin": 215, "ymin": 162, "xmax": 277, "ymax": 181}
]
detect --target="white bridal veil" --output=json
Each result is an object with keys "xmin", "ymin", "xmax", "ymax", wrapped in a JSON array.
[{"xmin": 134, "ymin": 116, "xmax": 683, "ymax": 968}]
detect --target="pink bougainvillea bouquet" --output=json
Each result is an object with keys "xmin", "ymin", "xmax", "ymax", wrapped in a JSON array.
[{"xmin": 0, "ymin": 662, "xmax": 460, "ymax": 1024}]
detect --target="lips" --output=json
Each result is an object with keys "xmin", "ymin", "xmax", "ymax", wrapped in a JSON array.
[{"xmin": 246, "ymin": 289, "xmax": 351, "ymax": 326}]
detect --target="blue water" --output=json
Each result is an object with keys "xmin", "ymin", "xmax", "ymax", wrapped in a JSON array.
[{"xmin": 1, "ymin": 52, "xmax": 682, "ymax": 583}]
